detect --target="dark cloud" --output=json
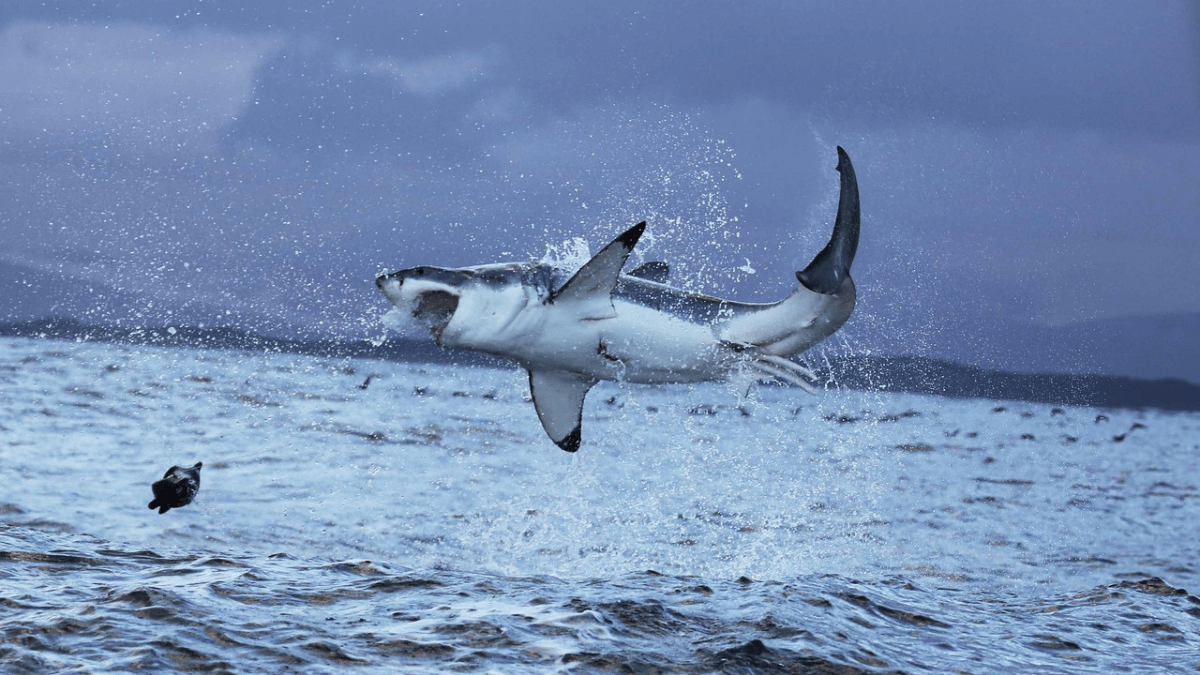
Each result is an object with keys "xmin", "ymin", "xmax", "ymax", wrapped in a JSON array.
[
  {"xmin": 8, "ymin": 1, "xmax": 1197, "ymax": 136},
  {"xmin": 1, "ymin": 1, "xmax": 1198, "ymax": 381}
]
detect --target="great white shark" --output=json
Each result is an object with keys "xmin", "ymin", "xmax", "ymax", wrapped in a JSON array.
[{"xmin": 376, "ymin": 146, "xmax": 860, "ymax": 452}]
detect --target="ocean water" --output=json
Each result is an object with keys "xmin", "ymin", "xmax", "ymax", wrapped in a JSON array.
[{"xmin": 1, "ymin": 335, "xmax": 1198, "ymax": 673}]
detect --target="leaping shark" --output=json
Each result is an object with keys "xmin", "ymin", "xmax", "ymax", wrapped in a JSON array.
[{"xmin": 376, "ymin": 146, "xmax": 860, "ymax": 452}]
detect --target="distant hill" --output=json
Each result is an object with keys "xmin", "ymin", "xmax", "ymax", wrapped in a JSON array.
[
  {"xmin": 5, "ymin": 258, "xmax": 1197, "ymax": 385},
  {"xmin": 886, "ymin": 310, "xmax": 1200, "ymax": 387},
  {"xmin": 819, "ymin": 354, "xmax": 1200, "ymax": 413},
  {"xmin": 4, "ymin": 318, "xmax": 1198, "ymax": 413},
  {"xmin": 0, "ymin": 318, "xmax": 504, "ymax": 369}
]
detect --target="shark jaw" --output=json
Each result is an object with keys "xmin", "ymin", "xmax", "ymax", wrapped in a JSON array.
[
  {"xmin": 375, "ymin": 267, "xmax": 471, "ymax": 345},
  {"xmin": 375, "ymin": 146, "xmax": 861, "ymax": 452},
  {"xmin": 410, "ymin": 289, "xmax": 458, "ymax": 343}
]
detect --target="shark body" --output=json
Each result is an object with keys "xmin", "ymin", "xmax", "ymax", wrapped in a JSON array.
[{"xmin": 376, "ymin": 146, "xmax": 860, "ymax": 451}]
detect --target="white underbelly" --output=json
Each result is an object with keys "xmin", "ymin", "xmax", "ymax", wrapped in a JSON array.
[{"xmin": 502, "ymin": 302, "xmax": 731, "ymax": 384}]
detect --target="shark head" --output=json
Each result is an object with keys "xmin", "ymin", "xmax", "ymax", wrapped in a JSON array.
[
  {"xmin": 376, "ymin": 262, "xmax": 558, "ymax": 346},
  {"xmin": 375, "ymin": 266, "xmax": 468, "ymax": 343}
]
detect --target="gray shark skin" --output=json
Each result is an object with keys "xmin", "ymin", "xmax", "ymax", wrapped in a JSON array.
[{"xmin": 377, "ymin": 146, "xmax": 861, "ymax": 452}]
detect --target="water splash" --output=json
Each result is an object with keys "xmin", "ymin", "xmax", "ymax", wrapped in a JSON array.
[
  {"xmin": 538, "ymin": 236, "xmax": 592, "ymax": 271},
  {"xmin": 492, "ymin": 102, "xmax": 751, "ymax": 296}
]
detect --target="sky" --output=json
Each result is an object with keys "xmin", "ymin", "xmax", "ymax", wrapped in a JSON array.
[{"xmin": 2, "ymin": 1, "xmax": 1198, "ymax": 381}]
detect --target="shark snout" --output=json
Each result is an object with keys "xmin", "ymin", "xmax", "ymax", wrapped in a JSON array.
[
  {"xmin": 375, "ymin": 271, "xmax": 408, "ymax": 307},
  {"xmin": 376, "ymin": 268, "xmax": 408, "ymax": 287}
]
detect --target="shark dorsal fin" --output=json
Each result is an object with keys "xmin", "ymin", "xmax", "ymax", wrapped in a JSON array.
[
  {"xmin": 628, "ymin": 261, "xmax": 669, "ymax": 284},
  {"xmin": 551, "ymin": 222, "xmax": 646, "ymax": 315},
  {"xmin": 529, "ymin": 370, "xmax": 596, "ymax": 452}
]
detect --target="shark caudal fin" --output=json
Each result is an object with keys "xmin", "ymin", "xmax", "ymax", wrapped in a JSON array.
[
  {"xmin": 796, "ymin": 146, "xmax": 859, "ymax": 295},
  {"xmin": 718, "ymin": 146, "xmax": 859, "ymax": 369}
]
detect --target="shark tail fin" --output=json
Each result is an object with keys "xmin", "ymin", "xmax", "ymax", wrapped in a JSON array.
[{"xmin": 797, "ymin": 146, "xmax": 859, "ymax": 295}]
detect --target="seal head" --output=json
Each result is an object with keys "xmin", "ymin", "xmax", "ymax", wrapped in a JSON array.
[{"xmin": 148, "ymin": 462, "xmax": 202, "ymax": 514}]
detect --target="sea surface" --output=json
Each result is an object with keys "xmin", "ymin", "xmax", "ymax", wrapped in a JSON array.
[{"xmin": 1, "ymin": 335, "xmax": 1198, "ymax": 673}]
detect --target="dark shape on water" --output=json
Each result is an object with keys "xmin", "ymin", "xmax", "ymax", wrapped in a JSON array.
[
  {"xmin": 148, "ymin": 462, "xmax": 202, "ymax": 514},
  {"xmin": 1111, "ymin": 576, "xmax": 1191, "ymax": 597},
  {"xmin": 710, "ymin": 638, "xmax": 878, "ymax": 674},
  {"xmin": 1113, "ymin": 422, "xmax": 1148, "ymax": 443},
  {"xmin": 719, "ymin": 639, "xmax": 769, "ymax": 659},
  {"xmin": 358, "ymin": 374, "xmax": 377, "ymax": 389}
]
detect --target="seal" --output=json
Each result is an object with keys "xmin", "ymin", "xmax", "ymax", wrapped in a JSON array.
[{"xmin": 148, "ymin": 462, "xmax": 202, "ymax": 514}]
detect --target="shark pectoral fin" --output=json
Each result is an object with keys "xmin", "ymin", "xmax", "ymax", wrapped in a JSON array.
[
  {"xmin": 551, "ymin": 222, "xmax": 646, "ymax": 318},
  {"xmin": 628, "ymin": 261, "xmax": 670, "ymax": 284},
  {"xmin": 529, "ymin": 370, "xmax": 597, "ymax": 452}
]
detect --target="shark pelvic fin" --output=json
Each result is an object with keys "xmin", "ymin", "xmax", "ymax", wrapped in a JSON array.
[
  {"xmin": 529, "ymin": 370, "xmax": 596, "ymax": 452},
  {"xmin": 628, "ymin": 261, "xmax": 670, "ymax": 284},
  {"xmin": 797, "ymin": 146, "xmax": 860, "ymax": 295},
  {"xmin": 551, "ymin": 222, "xmax": 646, "ymax": 318},
  {"xmin": 750, "ymin": 358, "xmax": 818, "ymax": 394}
]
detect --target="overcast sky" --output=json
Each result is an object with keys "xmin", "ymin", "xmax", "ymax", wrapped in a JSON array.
[{"xmin": 2, "ymin": 2, "xmax": 1198, "ymax": 376}]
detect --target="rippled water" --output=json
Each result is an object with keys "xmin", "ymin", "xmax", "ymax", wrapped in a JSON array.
[{"xmin": 2, "ymin": 336, "xmax": 1198, "ymax": 673}]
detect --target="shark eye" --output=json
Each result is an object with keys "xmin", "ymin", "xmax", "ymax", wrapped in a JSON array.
[{"xmin": 415, "ymin": 267, "xmax": 425, "ymax": 276}]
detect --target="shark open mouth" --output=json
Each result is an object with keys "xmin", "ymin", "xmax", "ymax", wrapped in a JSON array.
[{"xmin": 412, "ymin": 290, "xmax": 459, "ymax": 343}]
